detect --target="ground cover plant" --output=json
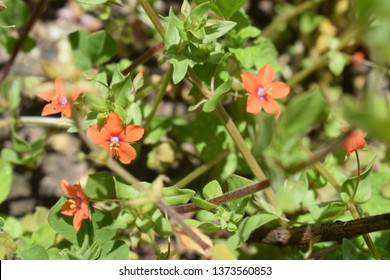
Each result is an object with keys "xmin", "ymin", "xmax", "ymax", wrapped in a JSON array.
[{"xmin": 1, "ymin": 0, "xmax": 390, "ymax": 260}]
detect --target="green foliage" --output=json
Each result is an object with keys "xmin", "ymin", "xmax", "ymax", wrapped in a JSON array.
[
  {"xmin": 2, "ymin": 0, "xmax": 390, "ymax": 261},
  {"xmin": 0, "ymin": 159, "xmax": 11, "ymax": 204},
  {"xmin": 69, "ymin": 30, "xmax": 117, "ymax": 70}
]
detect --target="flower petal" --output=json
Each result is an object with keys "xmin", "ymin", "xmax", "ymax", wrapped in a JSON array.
[
  {"xmin": 117, "ymin": 143, "xmax": 137, "ymax": 164},
  {"xmin": 105, "ymin": 112, "xmax": 124, "ymax": 136},
  {"xmin": 257, "ymin": 64, "xmax": 274, "ymax": 86},
  {"xmin": 343, "ymin": 129, "xmax": 366, "ymax": 155},
  {"xmin": 73, "ymin": 210, "xmax": 84, "ymax": 232},
  {"xmin": 38, "ymin": 92, "xmax": 55, "ymax": 102},
  {"xmin": 61, "ymin": 201, "xmax": 77, "ymax": 216},
  {"xmin": 87, "ymin": 125, "xmax": 109, "ymax": 145},
  {"xmin": 261, "ymin": 98, "xmax": 281, "ymax": 118},
  {"xmin": 61, "ymin": 179, "xmax": 76, "ymax": 196},
  {"xmin": 270, "ymin": 82, "xmax": 290, "ymax": 99},
  {"xmin": 240, "ymin": 73, "xmax": 259, "ymax": 94},
  {"xmin": 55, "ymin": 78, "xmax": 65, "ymax": 96},
  {"xmin": 121, "ymin": 125, "xmax": 145, "ymax": 143},
  {"xmin": 62, "ymin": 104, "xmax": 72, "ymax": 117},
  {"xmin": 41, "ymin": 103, "xmax": 59, "ymax": 116},
  {"xmin": 246, "ymin": 93, "xmax": 262, "ymax": 114},
  {"xmin": 72, "ymin": 89, "xmax": 80, "ymax": 102}
]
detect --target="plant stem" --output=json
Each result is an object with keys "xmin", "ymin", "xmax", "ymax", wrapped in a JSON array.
[
  {"xmin": 122, "ymin": 42, "xmax": 164, "ymax": 76},
  {"xmin": 351, "ymin": 150, "xmax": 361, "ymax": 201},
  {"xmin": 174, "ymin": 180, "xmax": 271, "ymax": 213},
  {"xmin": 138, "ymin": 0, "xmax": 165, "ymax": 38},
  {"xmin": 174, "ymin": 150, "xmax": 229, "ymax": 189},
  {"xmin": 144, "ymin": 65, "xmax": 173, "ymax": 130}
]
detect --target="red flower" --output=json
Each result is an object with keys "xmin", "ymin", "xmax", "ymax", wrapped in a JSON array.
[
  {"xmin": 343, "ymin": 129, "xmax": 366, "ymax": 156},
  {"xmin": 60, "ymin": 179, "xmax": 89, "ymax": 232},
  {"xmin": 86, "ymin": 112, "xmax": 144, "ymax": 164},
  {"xmin": 38, "ymin": 78, "xmax": 80, "ymax": 117},
  {"xmin": 351, "ymin": 51, "xmax": 365, "ymax": 67},
  {"xmin": 241, "ymin": 64, "xmax": 290, "ymax": 118}
]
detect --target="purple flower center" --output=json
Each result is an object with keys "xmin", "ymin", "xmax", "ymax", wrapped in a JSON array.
[
  {"xmin": 54, "ymin": 95, "xmax": 69, "ymax": 108},
  {"xmin": 256, "ymin": 86, "xmax": 268, "ymax": 99},
  {"xmin": 110, "ymin": 136, "xmax": 120, "ymax": 150}
]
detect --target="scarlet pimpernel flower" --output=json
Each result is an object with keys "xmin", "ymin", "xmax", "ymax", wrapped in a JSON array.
[
  {"xmin": 87, "ymin": 112, "xmax": 144, "ymax": 164},
  {"xmin": 38, "ymin": 78, "xmax": 80, "ymax": 117},
  {"xmin": 241, "ymin": 64, "xmax": 290, "ymax": 118},
  {"xmin": 61, "ymin": 179, "xmax": 89, "ymax": 232},
  {"xmin": 343, "ymin": 129, "xmax": 366, "ymax": 156}
]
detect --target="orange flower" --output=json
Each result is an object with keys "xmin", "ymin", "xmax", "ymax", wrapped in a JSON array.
[
  {"xmin": 86, "ymin": 112, "xmax": 144, "ymax": 164},
  {"xmin": 60, "ymin": 179, "xmax": 89, "ymax": 232},
  {"xmin": 38, "ymin": 78, "xmax": 80, "ymax": 117},
  {"xmin": 343, "ymin": 129, "xmax": 366, "ymax": 156},
  {"xmin": 241, "ymin": 64, "xmax": 290, "ymax": 118}
]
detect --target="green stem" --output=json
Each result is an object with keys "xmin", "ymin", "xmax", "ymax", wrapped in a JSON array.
[
  {"xmin": 144, "ymin": 65, "xmax": 173, "ymax": 130},
  {"xmin": 0, "ymin": 116, "xmax": 73, "ymax": 129},
  {"xmin": 138, "ymin": 0, "xmax": 165, "ymax": 38},
  {"xmin": 174, "ymin": 150, "xmax": 229, "ymax": 189},
  {"xmin": 351, "ymin": 150, "xmax": 361, "ymax": 202}
]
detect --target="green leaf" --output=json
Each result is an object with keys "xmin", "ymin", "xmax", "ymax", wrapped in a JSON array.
[
  {"xmin": 230, "ymin": 37, "xmax": 279, "ymax": 70},
  {"xmin": 30, "ymin": 224, "xmax": 57, "ymax": 249},
  {"xmin": 111, "ymin": 73, "xmax": 132, "ymax": 108},
  {"xmin": 152, "ymin": 209, "xmax": 172, "ymax": 237},
  {"xmin": 0, "ymin": 159, "xmax": 11, "ymax": 204},
  {"xmin": 280, "ymin": 88, "xmax": 328, "ymax": 136},
  {"xmin": 3, "ymin": 217, "xmax": 24, "ymax": 239},
  {"xmin": 191, "ymin": 196, "xmax": 217, "ymax": 211},
  {"xmin": 329, "ymin": 51, "xmax": 347, "ymax": 76},
  {"xmin": 277, "ymin": 173, "xmax": 309, "ymax": 213},
  {"xmin": 0, "ymin": 0, "xmax": 28, "ymax": 28},
  {"xmin": 84, "ymin": 172, "xmax": 116, "ymax": 199},
  {"xmin": 88, "ymin": 30, "xmax": 117, "ymax": 65},
  {"xmin": 317, "ymin": 201, "xmax": 347, "ymax": 222},
  {"xmin": 99, "ymin": 240, "xmax": 128, "ymax": 260},
  {"xmin": 202, "ymin": 180, "xmax": 223, "ymax": 199},
  {"xmin": 7, "ymin": 79, "xmax": 22, "ymax": 110},
  {"xmin": 204, "ymin": 21, "xmax": 236, "ymax": 43},
  {"xmin": 341, "ymin": 158, "xmax": 375, "ymax": 204},
  {"xmin": 187, "ymin": 2, "xmax": 209, "ymax": 27},
  {"xmin": 69, "ymin": 29, "xmax": 92, "ymax": 70},
  {"xmin": 342, "ymin": 238, "xmax": 370, "ymax": 260},
  {"xmin": 114, "ymin": 177, "xmax": 142, "ymax": 200},
  {"xmin": 203, "ymin": 79, "xmax": 232, "ymax": 113},
  {"xmin": 196, "ymin": 0, "xmax": 246, "ymax": 19},
  {"xmin": 165, "ymin": 22, "xmax": 180, "ymax": 51},
  {"xmin": 170, "ymin": 57, "xmax": 190, "ymax": 84},
  {"xmin": 91, "ymin": 207, "xmax": 116, "ymax": 244},
  {"xmin": 163, "ymin": 186, "xmax": 195, "ymax": 205},
  {"xmin": 226, "ymin": 175, "xmax": 253, "ymax": 214},
  {"xmin": 227, "ymin": 213, "xmax": 277, "ymax": 248},
  {"xmin": 20, "ymin": 245, "xmax": 49, "ymax": 260}
]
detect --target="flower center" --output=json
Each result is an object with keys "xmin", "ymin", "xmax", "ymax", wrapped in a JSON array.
[
  {"xmin": 68, "ymin": 198, "xmax": 81, "ymax": 209},
  {"xmin": 256, "ymin": 85, "xmax": 270, "ymax": 99},
  {"xmin": 110, "ymin": 136, "xmax": 120, "ymax": 151},
  {"xmin": 53, "ymin": 94, "xmax": 69, "ymax": 108}
]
